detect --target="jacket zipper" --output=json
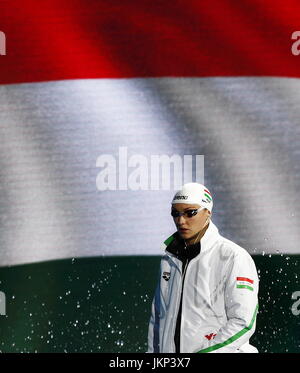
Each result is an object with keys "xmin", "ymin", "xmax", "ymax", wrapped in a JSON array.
[{"xmin": 174, "ymin": 257, "xmax": 190, "ymax": 353}]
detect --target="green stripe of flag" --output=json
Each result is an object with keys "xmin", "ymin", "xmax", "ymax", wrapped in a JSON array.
[
  {"xmin": 204, "ymin": 193, "xmax": 212, "ymax": 201},
  {"xmin": 237, "ymin": 285, "xmax": 253, "ymax": 291},
  {"xmin": 197, "ymin": 303, "xmax": 259, "ymax": 353}
]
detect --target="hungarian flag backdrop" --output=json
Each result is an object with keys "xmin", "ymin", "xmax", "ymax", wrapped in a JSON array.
[{"xmin": 0, "ymin": 0, "xmax": 299, "ymax": 352}]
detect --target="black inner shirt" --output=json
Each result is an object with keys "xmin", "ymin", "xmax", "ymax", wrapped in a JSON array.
[{"xmin": 166, "ymin": 232, "xmax": 201, "ymax": 353}]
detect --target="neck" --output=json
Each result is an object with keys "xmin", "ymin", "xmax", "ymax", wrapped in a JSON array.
[{"xmin": 185, "ymin": 222, "xmax": 209, "ymax": 246}]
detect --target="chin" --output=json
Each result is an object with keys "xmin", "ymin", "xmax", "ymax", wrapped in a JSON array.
[{"xmin": 179, "ymin": 231, "xmax": 192, "ymax": 239}]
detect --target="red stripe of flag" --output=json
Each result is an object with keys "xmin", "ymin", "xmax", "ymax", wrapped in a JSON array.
[
  {"xmin": 1, "ymin": 0, "xmax": 300, "ymax": 84},
  {"xmin": 236, "ymin": 277, "xmax": 254, "ymax": 284}
]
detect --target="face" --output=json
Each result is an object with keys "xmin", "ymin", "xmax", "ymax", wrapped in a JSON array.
[{"xmin": 171, "ymin": 203, "xmax": 211, "ymax": 242}]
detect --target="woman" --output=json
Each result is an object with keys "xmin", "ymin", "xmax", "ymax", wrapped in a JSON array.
[{"xmin": 147, "ymin": 182, "xmax": 259, "ymax": 353}]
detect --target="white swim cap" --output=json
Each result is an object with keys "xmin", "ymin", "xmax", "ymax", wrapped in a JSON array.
[{"xmin": 171, "ymin": 182, "xmax": 213, "ymax": 212}]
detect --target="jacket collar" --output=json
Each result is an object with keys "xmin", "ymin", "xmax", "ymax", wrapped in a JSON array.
[
  {"xmin": 165, "ymin": 232, "xmax": 200, "ymax": 261},
  {"xmin": 162, "ymin": 220, "xmax": 220, "ymax": 256},
  {"xmin": 199, "ymin": 220, "xmax": 220, "ymax": 252}
]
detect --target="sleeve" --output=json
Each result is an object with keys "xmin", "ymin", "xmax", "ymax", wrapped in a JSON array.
[
  {"xmin": 147, "ymin": 266, "xmax": 162, "ymax": 353},
  {"xmin": 196, "ymin": 249, "xmax": 259, "ymax": 353}
]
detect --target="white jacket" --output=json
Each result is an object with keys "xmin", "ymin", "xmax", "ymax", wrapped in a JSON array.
[{"xmin": 147, "ymin": 221, "xmax": 259, "ymax": 353}]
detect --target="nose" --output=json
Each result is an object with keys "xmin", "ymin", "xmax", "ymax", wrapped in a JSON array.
[{"xmin": 177, "ymin": 215, "xmax": 187, "ymax": 226}]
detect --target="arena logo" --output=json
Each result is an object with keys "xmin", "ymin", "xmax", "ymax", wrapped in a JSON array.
[
  {"xmin": 291, "ymin": 31, "xmax": 300, "ymax": 56},
  {"xmin": 96, "ymin": 147, "xmax": 204, "ymax": 191},
  {"xmin": 0, "ymin": 31, "xmax": 6, "ymax": 55},
  {"xmin": 0, "ymin": 291, "xmax": 6, "ymax": 315},
  {"xmin": 291, "ymin": 291, "xmax": 300, "ymax": 316}
]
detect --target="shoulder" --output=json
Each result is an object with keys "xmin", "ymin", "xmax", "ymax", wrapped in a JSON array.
[
  {"xmin": 217, "ymin": 237, "xmax": 259, "ymax": 287},
  {"xmin": 217, "ymin": 235, "xmax": 255, "ymax": 263}
]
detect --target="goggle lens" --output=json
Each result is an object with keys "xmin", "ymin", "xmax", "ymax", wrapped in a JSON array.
[{"xmin": 171, "ymin": 209, "xmax": 199, "ymax": 218}]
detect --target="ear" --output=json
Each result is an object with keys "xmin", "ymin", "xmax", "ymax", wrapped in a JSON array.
[{"xmin": 206, "ymin": 210, "xmax": 211, "ymax": 222}]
